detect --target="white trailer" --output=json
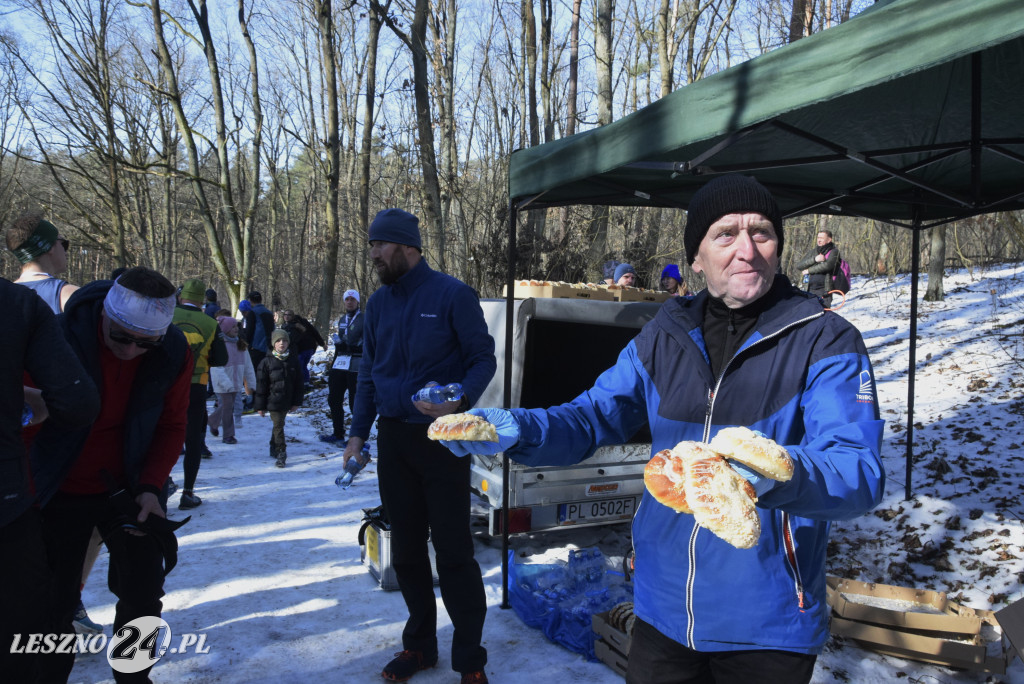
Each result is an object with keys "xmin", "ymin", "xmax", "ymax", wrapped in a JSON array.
[{"xmin": 473, "ymin": 297, "xmax": 663, "ymax": 535}]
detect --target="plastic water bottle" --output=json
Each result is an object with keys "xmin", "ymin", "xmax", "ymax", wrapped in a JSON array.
[
  {"xmin": 568, "ymin": 548, "xmax": 605, "ymax": 592},
  {"xmin": 335, "ymin": 458, "xmax": 365, "ymax": 489},
  {"xmin": 411, "ymin": 382, "xmax": 464, "ymax": 404},
  {"xmin": 22, "ymin": 403, "xmax": 33, "ymax": 426}
]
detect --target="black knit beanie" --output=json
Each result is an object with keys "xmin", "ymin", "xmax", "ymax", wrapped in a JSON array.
[{"xmin": 683, "ymin": 175, "xmax": 783, "ymax": 265}]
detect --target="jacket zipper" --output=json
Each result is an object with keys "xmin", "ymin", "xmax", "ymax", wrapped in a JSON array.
[
  {"xmin": 685, "ymin": 309, "xmax": 823, "ymax": 646},
  {"xmin": 781, "ymin": 511, "xmax": 806, "ymax": 610}
]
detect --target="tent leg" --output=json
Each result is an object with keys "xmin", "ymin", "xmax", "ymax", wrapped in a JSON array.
[
  {"xmin": 905, "ymin": 214, "xmax": 922, "ymax": 500},
  {"xmin": 501, "ymin": 201, "xmax": 517, "ymax": 610}
]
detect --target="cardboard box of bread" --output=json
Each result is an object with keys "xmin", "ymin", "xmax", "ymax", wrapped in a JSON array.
[
  {"xmin": 602, "ymin": 284, "xmax": 673, "ymax": 303},
  {"xmin": 827, "ymin": 576, "xmax": 1024, "ymax": 673},
  {"xmin": 504, "ymin": 280, "xmax": 616, "ymax": 301}
]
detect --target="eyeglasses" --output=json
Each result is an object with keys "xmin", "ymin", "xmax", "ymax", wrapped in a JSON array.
[
  {"xmin": 108, "ymin": 328, "xmax": 164, "ymax": 349},
  {"xmin": 57, "ymin": 238, "xmax": 70, "ymax": 251}
]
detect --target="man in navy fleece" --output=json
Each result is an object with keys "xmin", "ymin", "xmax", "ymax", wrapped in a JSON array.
[{"xmin": 342, "ymin": 209, "xmax": 496, "ymax": 684}]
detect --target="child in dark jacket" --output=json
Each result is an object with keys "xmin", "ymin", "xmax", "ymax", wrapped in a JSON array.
[{"xmin": 254, "ymin": 329, "xmax": 304, "ymax": 467}]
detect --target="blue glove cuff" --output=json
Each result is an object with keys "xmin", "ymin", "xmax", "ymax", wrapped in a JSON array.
[{"xmin": 730, "ymin": 461, "xmax": 776, "ymax": 498}]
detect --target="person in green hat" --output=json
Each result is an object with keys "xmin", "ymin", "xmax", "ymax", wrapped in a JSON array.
[
  {"xmin": 5, "ymin": 212, "xmax": 79, "ymax": 313},
  {"xmin": 172, "ymin": 278, "xmax": 228, "ymax": 509}
]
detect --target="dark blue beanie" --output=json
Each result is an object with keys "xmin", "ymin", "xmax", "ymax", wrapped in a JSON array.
[
  {"xmin": 660, "ymin": 264, "xmax": 682, "ymax": 283},
  {"xmin": 614, "ymin": 263, "xmax": 636, "ymax": 282},
  {"xmin": 369, "ymin": 208, "xmax": 422, "ymax": 250},
  {"xmin": 684, "ymin": 175, "xmax": 783, "ymax": 265}
]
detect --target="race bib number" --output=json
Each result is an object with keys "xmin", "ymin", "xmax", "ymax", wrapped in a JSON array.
[{"xmin": 333, "ymin": 355, "xmax": 351, "ymax": 370}]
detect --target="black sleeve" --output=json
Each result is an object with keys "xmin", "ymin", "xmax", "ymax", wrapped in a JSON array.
[
  {"xmin": 305, "ymin": 317, "xmax": 326, "ymax": 347},
  {"xmin": 290, "ymin": 357, "xmax": 304, "ymax": 406},
  {"xmin": 208, "ymin": 329, "xmax": 229, "ymax": 367},
  {"xmin": 253, "ymin": 360, "xmax": 269, "ymax": 411},
  {"xmin": 260, "ymin": 312, "xmax": 276, "ymax": 340},
  {"xmin": 24, "ymin": 294, "xmax": 100, "ymax": 429}
]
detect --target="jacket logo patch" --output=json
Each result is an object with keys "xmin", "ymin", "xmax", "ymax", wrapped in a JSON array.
[
  {"xmin": 856, "ymin": 370, "xmax": 874, "ymax": 404},
  {"xmin": 420, "ymin": 313, "xmax": 438, "ymax": 318}
]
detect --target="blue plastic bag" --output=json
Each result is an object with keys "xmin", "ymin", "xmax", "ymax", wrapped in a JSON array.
[{"xmin": 507, "ymin": 549, "xmax": 633, "ymax": 661}]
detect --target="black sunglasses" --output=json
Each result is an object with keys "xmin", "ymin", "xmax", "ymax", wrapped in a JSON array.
[
  {"xmin": 108, "ymin": 328, "xmax": 164, "ymax": 349},
  {"xmin": 57, "ymin": 238, "xmax": 70, "ymax": 251}
]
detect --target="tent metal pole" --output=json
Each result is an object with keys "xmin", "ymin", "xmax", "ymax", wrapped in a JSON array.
[
  {"xmin": 500, "ymin": 200, "xmax": 517, "ymax": 610},
  {"xmin": 905, "ymin": 209, "xmax": 922, "ymax": 500}
]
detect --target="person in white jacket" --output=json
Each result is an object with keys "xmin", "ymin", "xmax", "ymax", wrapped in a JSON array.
[{"xmin": 209, "ymin": 315, "xmax": 256, "ymax": 444}]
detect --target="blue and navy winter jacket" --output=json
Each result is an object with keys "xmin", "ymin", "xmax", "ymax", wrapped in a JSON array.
[
  {"xmin": 508, "ymin": 276, "xmax": 884, "ymax": 655},
  {"xmin": 350, "ymin": 258, "xmax": 496, "ymax": 435}
]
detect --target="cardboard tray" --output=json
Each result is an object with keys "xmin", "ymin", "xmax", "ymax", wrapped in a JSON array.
[
  {"xmin": 504, "ymin": 282, "xmax": 616, "ymax": 301},
  {"xmin": 827, "ymin": 576, "xmax": 1024, "ymax": 674},
  {"xmin": 830, "ymin": 615, "xmax": 1009, "ymax": 673},
  {"xmin": 606, "ymin": 287, "xmax": 672, "ymax": 303},
  {"xmin": 827, "ymin": 576, "xmax": 982, "ymax": 634}
]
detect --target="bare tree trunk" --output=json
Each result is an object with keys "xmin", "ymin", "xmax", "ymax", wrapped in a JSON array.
[
  {"xmin": 313, "ymin": 0, "xmax": 341, "ymax": 330},
  {"xmin": 924, "ymin": 225, "xmax": 946, "ymax": 301},
  {"xmin": 586, "ymin": 0, "xmax": 614, "ymax": 277},
  {"xmin": 150, "ymin": 0, "xmax": 226, "ymax": 280},
  {"xmin": 428, "ymin": 0, "xmax": 461, "ymax": 273},
  {"xmin": 382, "ymin": 0, "xmax": 445, "ymax": 268},
  {"xmin": 557, "ymin": 0, "xmax": 581, "ymax": 243},
  {"xmin": 236, "ymin": 0, "xmax": 264, "ymax": 312},
  {"xmin": 521, "ymin": 0, "xmax": 543, "ymax": 274},
  {"xmin": 363, "ymin": 1, "xmax": 388, "ymax": 286},
  {"xmin": 186, "ymin": 0, "xmax": 248, "ymax": 283},
  {"xmin": 789, "ymin": 0, "xmax": 809, "ymax": 42}
]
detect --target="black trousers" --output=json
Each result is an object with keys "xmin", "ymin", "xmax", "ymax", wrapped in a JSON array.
[
  {"xmin": 183, "ymin": 383, "xmax": 207, "ymax": 492},
  {"xmin": 0, "ymin": 508, "xmax": 52, "ymax": 682},
  {"xmin": 326, "ymin": 368, "xmax": 358, "ymax": 438},
  {"xmin": 39, "ymin": 492, "xmax": 167, "ymax": 683},
  {"xmin": 376, "ymin": 418, "xmax": 487, "ymax": 674},
  {"xmin": 626, "ymin": 618, "xmax": 817, "ymax": 684}
]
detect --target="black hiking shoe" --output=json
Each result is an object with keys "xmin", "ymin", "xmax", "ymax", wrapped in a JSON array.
[
  {"xmin": 381, "ymin": 650, "xmax": 437, "ymax": 681},
  {"xmin": 179, "ymin": 491, "xmax": 203, "ymax": 509},
  {"xmin": 461, "ymin": 672, "xmax": 489, "ymax": 684}
]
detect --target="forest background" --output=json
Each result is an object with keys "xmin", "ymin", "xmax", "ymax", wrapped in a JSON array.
[{"xmin": 2, "ymin": 0, "xmax": 1023, "ymax": 331}]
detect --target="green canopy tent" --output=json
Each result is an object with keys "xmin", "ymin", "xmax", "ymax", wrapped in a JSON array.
[{"xmin": 497, "ymin": 0, "xmax": 1024, "ymax": 603}]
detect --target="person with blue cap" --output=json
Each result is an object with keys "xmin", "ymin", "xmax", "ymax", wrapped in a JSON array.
[
  {"xmin": 439, "ymin": 175, "xmax": 884, "ymax": 684},
  {"xmin": 614, "ymin": 262, "xmax": 637, "ymax": 287},
  {"xmin": 660, "ymin": 263, "xmax": 688, "ymax": 296},
  {"xmin": 342, "ymin": 208, "xmax": 496, "ymax": 684}
]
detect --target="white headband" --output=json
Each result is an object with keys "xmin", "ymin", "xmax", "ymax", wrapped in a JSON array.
[{"xmin": 103, "ymin": 279, "xmax": 177, "ymax": 336}]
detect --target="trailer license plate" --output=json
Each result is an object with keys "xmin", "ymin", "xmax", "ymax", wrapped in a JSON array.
[{"xmin": 558, "ymin": 497, "xmax": 636, "ymax": 525}]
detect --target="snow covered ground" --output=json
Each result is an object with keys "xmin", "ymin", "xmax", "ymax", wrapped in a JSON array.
[{"xmin": 69, "ymin": 262, "xmax": 1024, "ymax": 683}]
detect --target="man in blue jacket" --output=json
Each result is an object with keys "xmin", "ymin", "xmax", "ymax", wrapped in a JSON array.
[
  {"xmin": 246, "ymin": 290, "xmax": 276, "ymax": 368},
  {"xmin": 342, "ymin": 209, "xmax": 496, "ymax": 684},
  {"xmin": 442, "ymin": 175, "xmax": 885, "ymax": 684}
]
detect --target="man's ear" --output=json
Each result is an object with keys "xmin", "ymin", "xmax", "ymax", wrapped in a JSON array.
[{"xmin": 691, "ymin": 255, "xmax": 704, "ymax": 275}]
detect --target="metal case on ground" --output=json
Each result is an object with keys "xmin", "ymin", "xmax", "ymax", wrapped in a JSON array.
[{"xmin": 359, "ymin": 510, "xmax": 438, "ymax": 591}]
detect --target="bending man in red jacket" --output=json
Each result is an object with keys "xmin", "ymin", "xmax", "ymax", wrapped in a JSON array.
[{"xmin": 29, "ymin": 267, "xmax": 193, "ymax": 684}]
